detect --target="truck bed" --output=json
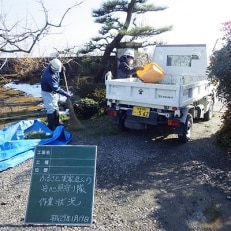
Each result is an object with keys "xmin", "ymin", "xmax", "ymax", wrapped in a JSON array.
[{"xmin": 106, "ymin": 76, "xmax": 210, "ymax": 109}]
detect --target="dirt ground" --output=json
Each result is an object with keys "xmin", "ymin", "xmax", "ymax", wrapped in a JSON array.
[{"xmin": 0, "ymin": 85, "xmax": 231, "ymax": 231}]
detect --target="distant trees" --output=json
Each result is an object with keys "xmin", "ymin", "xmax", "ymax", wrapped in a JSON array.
[
  {"xmin": 79, "ymin": 0, "xmax": 172, "ymax": 79},
  {"xmin": 0, "ymin": 0, "xmax": 82, "ymax": 54}
]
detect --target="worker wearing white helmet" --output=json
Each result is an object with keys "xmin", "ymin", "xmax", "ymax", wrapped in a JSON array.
[
  {"xmin": 117, "ymin": 49, "xmax": 143, "ymax": 78},
  {"xmin": 41, "ymin": 58, "xmax": 72, "ymax": 131}
]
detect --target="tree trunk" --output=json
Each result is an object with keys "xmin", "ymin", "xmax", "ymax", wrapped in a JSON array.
[{"xmin": 99, "ymin": 0, "xmax": 136, "ymax": 81}]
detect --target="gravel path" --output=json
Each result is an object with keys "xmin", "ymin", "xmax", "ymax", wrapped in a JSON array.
[{"xmin": 0, "ymin": 100, "xmax": 231, "ymax": 231}]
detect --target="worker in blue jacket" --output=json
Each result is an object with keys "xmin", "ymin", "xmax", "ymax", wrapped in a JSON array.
[
  {"xmin": 41, "ymin": 58, "xmax": 71, "ymax": 131},
  {"xmin": 117, "ymin": 49, "xmax": 143, "ymax": 78}
]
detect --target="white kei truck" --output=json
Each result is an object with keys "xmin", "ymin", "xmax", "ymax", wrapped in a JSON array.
[{"xmin": 105, "ymin": 44, "xmax": 216, "ymax": 142}]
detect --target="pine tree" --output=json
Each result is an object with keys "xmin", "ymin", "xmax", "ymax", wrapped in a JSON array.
[{"xmin": 79, "ymin": 0, "xmax": 172, "ymax": 79}]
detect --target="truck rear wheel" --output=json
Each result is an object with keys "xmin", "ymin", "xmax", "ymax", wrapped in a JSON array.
[{"xmin": 178, "ymin": 114, "xmax": 193, "ymax": 143}]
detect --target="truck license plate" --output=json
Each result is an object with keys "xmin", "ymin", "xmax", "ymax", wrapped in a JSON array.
[{"xmin": 132, "ymin": 106, "xmax": 150, "ymax": 118}]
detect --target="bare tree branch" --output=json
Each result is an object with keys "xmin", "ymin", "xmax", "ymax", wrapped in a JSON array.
[{"xmin": 0, "ymin": 0, "xmax": 83, "ymax": 54}]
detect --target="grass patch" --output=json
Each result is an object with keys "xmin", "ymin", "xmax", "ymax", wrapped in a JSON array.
[
  {"xmin": 0, "ymin": 85, "xmax": 42, "ymax": 122},
  {"xmin": 70, "ymin": 115, "xmax": 119, "ymax": 138}
]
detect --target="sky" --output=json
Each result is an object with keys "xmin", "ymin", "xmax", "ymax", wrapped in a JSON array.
[{"xmin": 1, "ymin": 0, "xmax": 231, "ymax": 58}]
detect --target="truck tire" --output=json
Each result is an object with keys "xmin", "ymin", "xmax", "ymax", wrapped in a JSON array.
[
  {"xmin": 178, "ymin": 113, "xmax": 193, "ymax": 143},
  {"xmin": 204, "ymin": 104, "xmax": 213, "ymax": 121}
]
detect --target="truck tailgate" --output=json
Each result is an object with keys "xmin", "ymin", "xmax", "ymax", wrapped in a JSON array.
[{"xmin": 106, "ymin": 78, "xmax": 209, "ymax": 108}]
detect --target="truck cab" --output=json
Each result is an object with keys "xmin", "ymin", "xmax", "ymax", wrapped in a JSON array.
[{"xmin": 153, "ymin": 44, "xmax": 208, "ymax": 78}]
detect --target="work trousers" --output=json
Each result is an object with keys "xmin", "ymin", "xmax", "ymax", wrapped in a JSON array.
[{"xmin": 41, "ymin": 90, "xmax": 59, "ymax": 114}]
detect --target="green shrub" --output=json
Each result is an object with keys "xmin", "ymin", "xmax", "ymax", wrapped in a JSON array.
[
  {"xmin": 24, "ymin": 131, "xmax": 52, "ymax": 139},
  {"xmin": 89, "ymin": 87, "xmax": 106, "ymax": 108},
  {"xmin": 76, "ymin": 82, "xmax": 96, "ymax": 98},
  {"xmin": 73, "ymin": 98, "xmax": 99, "ymax": 119},
  {"xmin": 207, "ymin": 22, "xmax": 231, "ymax": 153},
  {"xmin": 216, "ymin": 113, "xmax": 231, "ymax": 154},
  {"xmin": 75, "ymin": 82, "xmax": 107, "ymax": 115}
]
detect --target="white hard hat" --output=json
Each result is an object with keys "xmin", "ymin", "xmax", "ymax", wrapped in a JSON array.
[
  {"xmin": 50, "ymin": 58, "xmax": 62, "ymax": 73},
  {"xmin": 123, "ymin": 49, "xmax": 135, "ymax": 58}
]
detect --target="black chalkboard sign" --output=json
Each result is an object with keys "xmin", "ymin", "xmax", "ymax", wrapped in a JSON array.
[{"xmin": 25, "ymin": 145, "xmax": 97, "ymax": 225}]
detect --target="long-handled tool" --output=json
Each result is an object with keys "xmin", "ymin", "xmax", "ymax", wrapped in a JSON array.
[{"xmin": 63, "ymin": 72, "xmax": 84, "ymax": 129}]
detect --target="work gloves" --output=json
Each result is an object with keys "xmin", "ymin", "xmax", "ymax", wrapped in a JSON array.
[
  {"xmin": 135, "ymin": 66, "xmax": 144, "ymax": 71},
  {"xmin": 62, "ymin": 66, "xmax": 66, "ymax": 72},
  {"xmin": 65, "ymin": 91, "xmax": 73, "ymax": 98}
]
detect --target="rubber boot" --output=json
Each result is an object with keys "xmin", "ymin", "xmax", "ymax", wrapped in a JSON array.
[
  {"xmin": 54, "ymin": 110, "xmax": 61, "ymax": 127},
  {"xmin": 47, "ymin": 113, "xmax": 56, "ymax": 131}
]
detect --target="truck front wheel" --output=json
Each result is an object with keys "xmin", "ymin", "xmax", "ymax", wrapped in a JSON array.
[
  {"xmin": 178, "ymin": 114, "xmax": 193, "ymax": 143},
  {"xmin": 204, "ymin": 103, "xmax": 213, "ymax": 121}
]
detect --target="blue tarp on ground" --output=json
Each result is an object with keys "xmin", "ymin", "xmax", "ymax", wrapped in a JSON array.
[{"xmin": 0, "ymin": 119, "xmax": 72, "ymax": 171}]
